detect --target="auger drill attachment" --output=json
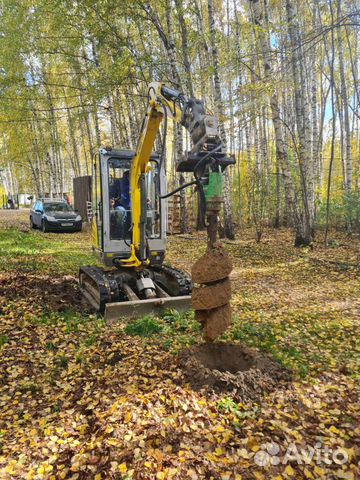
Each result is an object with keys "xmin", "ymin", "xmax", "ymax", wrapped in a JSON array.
[
  {"xmin": 190, "ymin": 172, "xmax": 233, "ymax": 342},
  {"xmin": 162, "ymin": 84, "xmax": 235, "ymax": 341}
]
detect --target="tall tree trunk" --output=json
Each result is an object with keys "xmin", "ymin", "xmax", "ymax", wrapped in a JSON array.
[
  {"xmin": 249, "ymin": 0, "xmax": 307, "ymax": 245},
  {"xmin": 325, "ymin": 1, "xmax": 336, "ymax": 247},
  {"xmin": 107, "ymin": 93, "xmax": 121, "ymax": 147},
  {"xmin": 286, "ymin": 0, "xmax": 314, "ymax": 243},
  {"xmin": 165, "ymin": 0, "xmax": 189, "ymax": 233},
  {"xmin": 66, "ymin": 106, "xmax": 81, "ymax": 177},
  {"xmin": 145, "ymin": 0, "xmax": 189, "ymax": 233},
  {"xmin": 337, "ymin": 0, "xmax": 352, "ymax": 194},
  {"xmin": 208, "ymin": 0, "xmax": 234, "ymax": 239},
  {"xmin": 311, "ymin": 1, "xmax": 319, "ymax": 202},
  {"xmin": 174, "ymin": 0, "xmax": 194, "ymax": 97}
]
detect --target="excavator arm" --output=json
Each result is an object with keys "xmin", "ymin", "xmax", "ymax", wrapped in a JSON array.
[{"xmin": 124, "ymin": 81, "xmax": 234, "ymax": 268}]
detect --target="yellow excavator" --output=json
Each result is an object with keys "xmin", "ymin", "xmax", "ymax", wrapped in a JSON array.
[{"xmin": 79, "ymin": 82, "xmax": 234, "ymax": 332}]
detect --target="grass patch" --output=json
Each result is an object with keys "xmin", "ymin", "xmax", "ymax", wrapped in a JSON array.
[
  {"xmin": 125, "ymin": 316, "xmax": 163, "ymax": 337},
  {"xmin": 124, "ymin": 310, "xmax": 201, "ymax": 349},
  {"xmin": 0, "ymin": 227, "xmax": 95, "ymax": 275},
  {"xmin": 0, "ymin": 335, "xmax": 9, "ymax": 348},
  {"xmin": 32, "ymin": 310, "xmax": 104, "ymax": 333}
]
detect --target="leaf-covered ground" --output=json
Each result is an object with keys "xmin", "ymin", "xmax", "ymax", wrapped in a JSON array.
[{"xmin": 0, "ymin": 210, "xmax": 359, "ymax": 480}]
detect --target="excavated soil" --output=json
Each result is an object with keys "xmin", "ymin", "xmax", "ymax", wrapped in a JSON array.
[
  {"xmin": 195, "ymin": 303, "xmax": 232, "ymax": 341},
  {"xmin": 192, "ymin": 277, "xmax": 231, "ymax": 310},
  {"xmin": 191, "ymin": 245, "xmax": 232, "ymax": 284},
  {"xmin": 178, "ymin": 343, "xmax": 291, "ymax": 402},
  {"xmin": 192, "ymin": 245, "xmax": 233, "ymax": 341}
]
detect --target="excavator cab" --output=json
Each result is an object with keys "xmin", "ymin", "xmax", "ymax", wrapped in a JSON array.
[{"xmin": 91, "ymin": 148, "xmax": 167, "ymax": 268}]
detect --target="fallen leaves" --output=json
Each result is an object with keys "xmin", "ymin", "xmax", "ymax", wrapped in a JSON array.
[{"xmin": 0, "ymin": 215, "xmax": 359, "ymax": 479}]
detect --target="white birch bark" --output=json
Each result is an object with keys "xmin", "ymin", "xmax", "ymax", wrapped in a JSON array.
[{"xmin": 208, "ymin": 0, "xmax": 234, "ymax": 239}]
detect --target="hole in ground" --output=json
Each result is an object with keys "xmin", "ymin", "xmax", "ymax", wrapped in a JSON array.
[
  {"xmin": 192, "ymin": 343, "xmax": 255, "ymax": 373},
  {"xmin": 178, "ymin": 343, "xmax": 291, "ymax": 402}
]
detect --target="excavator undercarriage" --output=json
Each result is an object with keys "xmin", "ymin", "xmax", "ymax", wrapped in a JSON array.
[{"xmin": 79, "ymin": 264, "xmax": 191, "ymax": 322}]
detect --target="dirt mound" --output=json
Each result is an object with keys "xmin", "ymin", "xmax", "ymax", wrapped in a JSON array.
[
  {"xmin": 178, "ymin": 343, "xmax": 291, "ymax": 402},
  {"xmin": 0, "ymin": 273, "xmax": 91, "ymax": 313}
]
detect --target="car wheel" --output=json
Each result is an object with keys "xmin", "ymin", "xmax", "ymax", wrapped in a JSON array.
[
  {"xmin": 41, "ymin": 220, "xmax": 47, "ymax": 233},
  {"xmin": 30, "ymin": 217, "xmax": 35, "ymax": 229}
]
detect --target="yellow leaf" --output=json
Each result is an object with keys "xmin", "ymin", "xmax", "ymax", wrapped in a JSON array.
[
  {"xmin": 79, "ymin": 424, "xmax": 87, "ymax": 435},
  {"xmin": 221, "ymin": 473, "xmax": 232, "ymax": 480},
  {"xmin": 107, "ymin": 438, "xmax": 119, "ymax": 446},
  {"xmin": 303, "ymin": 468, "xmax": 313, "ymax": 479},
  {"xmin": 95, "ymin": 475, "xmax": 102, "ymax": 480},
  {"xmin": 119, "ymin": 463, "xmax": 127, "ymax": 474},
  {"xmin": 284, "ymin": 465, "xmax": 295, "ymax": 476},
  {"xmin": 5, "ymin": 462, "xmax": 17, "ymax": 475},
  {"xmin": 254, "ymin": 472, "xmax": 264, "ymax": 480},
  {"xmin": 314, "ymin": 466, "xmax": 326, "ymax": 476},
  {"xmin": 144, "ymin": 462, "xmax": 152, "ymax": 468},
  {"xmin": 334, "ymin": 469, "xmax": 354, "ymax": 480},
  {"xmin": 156, "ymin": 473, "xmax": 165, "ymax": 480},
  {"xmin": 26, "ymin": 469, "xmax": 35, "ymax": 480},
  {"xmin": 37, "ymin": 463, "xmax": 53, "ymax": 476}
]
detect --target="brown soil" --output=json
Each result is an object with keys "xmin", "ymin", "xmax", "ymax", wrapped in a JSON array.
[
  {"xmin": 195, "ymin": 303, "xmax": 231, "ymax": 341},
  {"xmin": 192, "ymin": 277, "xmax": 231, "ymax": 310},
  {"xmin": 191, "ymin": 246, "xmax": 232, "ymax": 284},
  {"xmin": 178, "ymin": 343, "xmax": 291, "ymax": 402},
  {"xmin": 0, "ymin": 273, "xmax": 90, "ymax": 313}
]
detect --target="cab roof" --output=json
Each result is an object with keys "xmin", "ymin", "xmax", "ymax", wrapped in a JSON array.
[{"xmin": 99, "ymin": 148, "xmax": 160, "ymax": 160}]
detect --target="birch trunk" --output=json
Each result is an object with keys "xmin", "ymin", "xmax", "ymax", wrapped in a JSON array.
[
  {"xmin": 286, "ymin": 0, "xmax": 314, "ymax": 243},
  {"xmin": 249, "ymin": 0, "xmax": 308, "ymax": 245},
  {"xmin": 337, "ymin": 0, "xmax": 352, "ymax": 193},
  {"xmin": 208, "ymin": 0, "xmax": 234, "ymax": 239}
]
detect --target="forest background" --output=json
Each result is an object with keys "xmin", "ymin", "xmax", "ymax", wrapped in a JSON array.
[{"xmin": 0, "ymin": 0, "xmax": 359, "ymax": 246}]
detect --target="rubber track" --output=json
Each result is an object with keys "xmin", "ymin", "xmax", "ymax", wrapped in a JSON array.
[
  {"xmin": 158, "ymin": 264, "xmax": 192, "ymax": 296},
  {"xmin": 79, "ymin": 264, "xmax": 191, "ymax": 312}
]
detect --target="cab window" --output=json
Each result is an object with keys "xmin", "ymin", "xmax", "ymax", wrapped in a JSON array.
[{"xmin": 108, "ymin": 158, "xmax": 131, "ymax": 241}]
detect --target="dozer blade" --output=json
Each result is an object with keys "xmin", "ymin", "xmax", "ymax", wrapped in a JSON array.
[
  {"xmin": 79, "ymin": 264, "xmax": 192, "ymax": 322},
  {"xmin": 105, "ymin": 295, "xmax": 192, "ymax": 323}
]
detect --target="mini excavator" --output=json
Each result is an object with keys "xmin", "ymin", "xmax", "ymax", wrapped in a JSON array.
[{"xmin": 80, "ymin": 82, "xmax": 234, "ymax": 338}]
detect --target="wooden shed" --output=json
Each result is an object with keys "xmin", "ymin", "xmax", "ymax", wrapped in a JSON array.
[{"xmin": 73, "ymin": 176, "xmax": 91, "ymax": 222}]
